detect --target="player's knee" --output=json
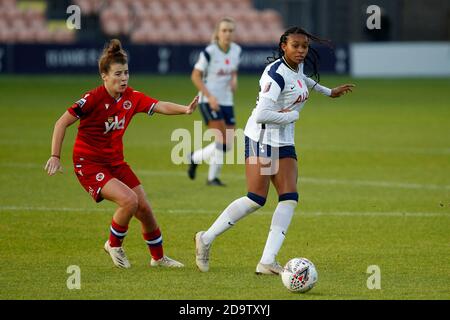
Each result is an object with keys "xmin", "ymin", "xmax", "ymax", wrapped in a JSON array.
[
  {"xmin": 247, "ymin": 192, "xmax": 267, "ymax": 207},
  {"xmin": 121, "ymin": 192, "xmax": 139, "ymax": 213},
  {"xmin": 279, "ymin": 192, "xmax": 299, "ymax": 206},
  {"xmin": 137, "ymin": 201, "xmax": 152, "ymax": 217}
]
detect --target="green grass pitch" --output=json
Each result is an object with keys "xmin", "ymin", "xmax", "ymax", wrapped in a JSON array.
[{"xmin": 0, "ymin": 74, "xmax": 449, "ymax": 299}]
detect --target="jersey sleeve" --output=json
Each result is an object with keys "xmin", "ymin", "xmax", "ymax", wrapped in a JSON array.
[
  {"xmin": 67, "ymin": 92, "xmax": 94, "ymax": 119},
  {"xmin": 232, "ymin": 45, "xmax": 242, "ymax": 71},
  {"xmin": 259, "ymin": 72, "xmax": 283, "ymax": 102},
  {"xmin": 134, "ymin": 91, "xmax": 159, "ymax": 116},
  {"xmin": 304, "ymin": 77, "xmax": 332, "ymax": 96},
  {"xmin": 194, "ymin": 48, "xmax": 211, "ymax": 72}
]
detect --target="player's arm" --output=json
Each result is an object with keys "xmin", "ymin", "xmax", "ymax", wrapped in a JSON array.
[
  {"xmin": 305, "ymin": 77, "xmax": 355, "ymax": 98},
  {"xmin": 44, "ymin": 111, "xmax": 78, "ymax": 176},
  {"xmin": 255, "ymin": 97, "xmax": 299, "ymax": 125},
  {"xmin": 230, "ymin": 70, "xmax": 238, "ymax": 93},
  {"xmin": 191, "ymin": 68, "xmax": 219, "ymax": 111},
  {"xmin": 330, "ymin": 84, "xmax": 355, "ymax": 98},
  {"xmin": 153, "ymin": 96, "xmax": 198, "ymax": 115}
]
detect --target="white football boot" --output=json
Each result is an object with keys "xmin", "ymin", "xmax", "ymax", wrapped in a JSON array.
[
  {"xmin": 104, "ymin": 240, "xmax": 131, "ymax": 269},
  {"xmin": 255, "ymin": 261, "xmax": 284, "ymax": 275},
  {"xmin": 150, "ymin": 256, "xmax": 185, "ymax": 268},
  {"xmin": 195, "ymin": 231, "xmax": 211, "ymax": 272}
]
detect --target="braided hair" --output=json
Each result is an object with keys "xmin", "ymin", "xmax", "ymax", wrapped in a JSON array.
[{"xmin": 267, "ymin": 27, "xmax": 332, "ymax": 84}]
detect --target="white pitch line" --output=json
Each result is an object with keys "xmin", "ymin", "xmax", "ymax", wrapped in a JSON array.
[
  {"xmin": 1, "ymin": 163, "xmax": 449, "ymax": 191},
  {"xmin": 299, "ymin": 177, "xmax": 450, "ymax": 191},
  {"xmin": 0, "ymin": 205, "xmax": 448, "ymax": 217},
  {"xmin": 135, "ymin": 169, "xmax": 450, "ymax": 191}
]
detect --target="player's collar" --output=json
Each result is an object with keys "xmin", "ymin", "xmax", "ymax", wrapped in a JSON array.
[
  {"xmin": 102, "ymin": 85, "xmax": 124, "ymax": 102},
  {"xmin": 281, "ymin": 56, "xmax": 299, "ymax": 73},
  {"xmin": 216, "ymin": 42, "xmax": 231, "ymax": 54}
]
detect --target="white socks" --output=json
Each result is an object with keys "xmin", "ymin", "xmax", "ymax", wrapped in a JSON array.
[
  {"xmin": 202, "ymin": 195, "xmax": 264, "ymax": 245},
  {"xmin": 208, "ymin": 145, "xmax": 224, "ymax": 181},
  {"xmin": 260, "ymin": 199, "xmax": 298, "ymax": 265},
  {"xmin": 191, "ymin": 142, "xmax": 216, "ymax": 164},
  {"xmin": 191, "ymin": 142, "xmax": 227, "ymax": 181}
]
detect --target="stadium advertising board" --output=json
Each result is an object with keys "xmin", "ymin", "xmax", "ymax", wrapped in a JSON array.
[{"xmin": 3, "ymin": 43, "xmax": 347, "ymax": 74}]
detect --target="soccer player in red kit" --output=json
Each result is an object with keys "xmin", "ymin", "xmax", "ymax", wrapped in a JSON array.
[{"xmin": 44, "ymin": 39, "xmax": 198, "ymax": 269}]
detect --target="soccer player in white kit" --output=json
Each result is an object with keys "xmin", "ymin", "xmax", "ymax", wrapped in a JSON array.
[
  {"xmin": 188, "ymin": 17, "xmax": 241, "ymax": 186},
  {"xmin": 195, "ymin": 27, "xmax": 355, "ymax": 274}
]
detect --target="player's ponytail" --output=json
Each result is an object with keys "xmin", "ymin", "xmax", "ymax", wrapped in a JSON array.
[
  {"xmin": 98, "ymin": 39, "xmax": 128, "ymax": 75},
  {"xmin": 267, "ymin": 27, "xmax": 332, "ymax": 84}
]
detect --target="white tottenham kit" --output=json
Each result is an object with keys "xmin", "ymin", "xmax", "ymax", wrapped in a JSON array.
[
  {"xmin": 244, "ymin": 58, "xmax": 332, "ymax": 147},
  {"xmin": 194, "ymin": 42, "xmax": 241, "ymax": 106}
]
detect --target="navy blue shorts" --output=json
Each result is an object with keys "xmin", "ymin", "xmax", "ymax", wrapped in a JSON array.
[
  {"xmin": 244, "ymin": 136, "xmax": 297, "ymax": 160},
  {"xmin": 199, "ymin": 103, "xmax": 236, "ymax": 126}
]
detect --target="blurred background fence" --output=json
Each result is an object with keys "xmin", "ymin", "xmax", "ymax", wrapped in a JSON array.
[{"xmin": 0, "ymin": 0, "xmax": 449, "ymax": 76}]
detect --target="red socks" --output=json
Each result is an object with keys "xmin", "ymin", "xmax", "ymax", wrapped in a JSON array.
[
  {"xmin": 143, "ymin": 228, "xmax": 164, "ymax": 260},
  {"xmin": 109, "ymin": 220, "xmax": 128, "ymax": 247}
]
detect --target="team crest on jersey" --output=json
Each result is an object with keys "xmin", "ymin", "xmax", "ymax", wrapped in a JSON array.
[
  {"xmin": 263, "ymin": 82, "xmax": 272, "ymax": 93},
  {"xmin": 96, "ymin": 172, "xmax": 105, "ymax": 181},
  {"xmin": 123, "ymin": 100, "xmax": 132, "ymax": 110},
  {"xmin": 105, "ymin": 104, "xmax": 109, "ymax": 110}
]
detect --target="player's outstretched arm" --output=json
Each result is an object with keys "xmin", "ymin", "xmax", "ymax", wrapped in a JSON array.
[
  {"xmin": 44, "ymin": 111, "xmax": 78, "ymax": 176},
  {"xmin": 154, "ymin": 96, "xmax": 199, "ymax": 115},
  {"xmin": 330, "ymin": 84, "xmax": 355, "ymax": 98}
]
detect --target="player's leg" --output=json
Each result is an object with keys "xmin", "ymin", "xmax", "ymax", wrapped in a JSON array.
[
  {"xmin": 257, "ymin": 154, "xmax": 299, "ymax": 275},
  {"xmin": 100, "ymin": 178, "xmax": 138, "ymax": 268},
  {"xmin": 206, "ymin": 106, "xmax": 236, "ymax": 186},
  {"xmin": 132, "ymin": 185, "xmax": 184, "ymax": 268},
  {"xmin": 205, "ymin": 119, "xmax": 227, "ymax": 185},
  {"xmin": 195, "ymin": 138, "xmax": 270, "ymax": 272},
  {"xmin": 188, "ymin": 103, "xmax": 219, "ymax": 179}
]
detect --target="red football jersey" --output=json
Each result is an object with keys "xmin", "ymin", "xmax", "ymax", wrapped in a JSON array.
[{"xmin": 67, "ymin": 85, "xmax": 158, "ymax": 164}]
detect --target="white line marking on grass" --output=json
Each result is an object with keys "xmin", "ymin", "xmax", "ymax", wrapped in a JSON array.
[
  {"xmin": 1, "ymin": 164, "xmax": 450, "ymax": 191},
  {"xmin": 299, "ymin": 177, "xmax": 450, "ymax": 191},
  {"xmin": 300, "ymin": 144, "xmax": 450, "ymax": 156},
  {"xmin": 0, "ymin": 206, "xmax": 110, "ymax": 212},
  {"xmin": 1, "ymin": 206, "xmax": 448, "ymax": 217},
  {"xmin": 135, "ymin": 170, "xmax": 450, "ymax": 191}
]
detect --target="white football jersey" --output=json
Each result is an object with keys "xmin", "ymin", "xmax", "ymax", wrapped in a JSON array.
[
  {"xmin": 194, "ymin": 42, "xmax": 241, "ymax": 106},
  {"xmin": 244, "ymin": 58, "xmax": 330, "ymax": 147}
]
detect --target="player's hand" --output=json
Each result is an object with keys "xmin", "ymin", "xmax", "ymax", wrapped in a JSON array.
[
  {"xmin": 44, "ymin": 156, "xmax": 63, "ymax": 176},
  {"xmin": 208, "ymin": 96, "xmax": 219, "ymax": 111},
  {"xmin": 331, "ymin": 84, "xmax": 355, "ymax": 98},
  {"xmin": 186, "ymin": 96, "xmax": 199, "ymax": 114}
]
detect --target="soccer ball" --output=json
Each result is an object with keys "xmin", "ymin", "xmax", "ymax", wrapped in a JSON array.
[{"xmin": 281, "ymin": 258, "xmax": 318, "ymax": 293}]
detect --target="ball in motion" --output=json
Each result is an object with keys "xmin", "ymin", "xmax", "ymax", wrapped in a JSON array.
[{"xmin": 281, "ymin": 258, "xmax": 318, "ymax": 293}]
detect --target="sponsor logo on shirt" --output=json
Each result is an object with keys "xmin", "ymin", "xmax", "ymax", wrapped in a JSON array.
[
  {"xmin": 294, "ymin": 91, "xmax": 309, "ymax": 104},
  {"xmin": 217, "ymin": 69, "xmax": 232, "ymax": 76},
  {"xmin": 104, "ymin": 116, "xmax": 125, "ymax": 134},
  {"xmin": 96, "ymin": 172, "xmax": 105, "ymax": 181}
]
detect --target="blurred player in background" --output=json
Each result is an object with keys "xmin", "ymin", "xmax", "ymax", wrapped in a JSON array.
[
  {"xmin": 195, "ymin": 27, "xmax": 355, "ymax": 274},
  {"xmin": 188, "ymin": 17, "xmax": 241, "ymax": 186},
  {"xmin": 45, "ymin": 39, "xmax": 198, "ymax": 269}
]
